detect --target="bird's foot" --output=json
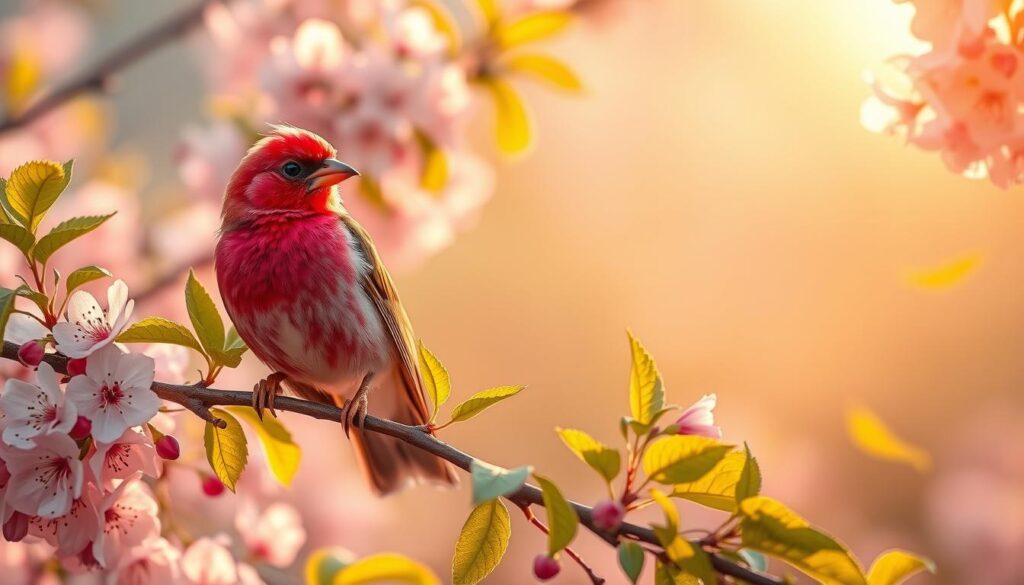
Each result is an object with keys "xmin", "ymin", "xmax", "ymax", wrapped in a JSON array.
[
  {"xmin": 341, "ymin": 384, "xmax": 370, "ymax": 438},
  {"xmin": 252, "ymin": 372, "xmax": 287, "ymax": 420}
]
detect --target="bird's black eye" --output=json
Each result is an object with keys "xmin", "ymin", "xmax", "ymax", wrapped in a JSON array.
[{"xmin": 281, "ymin": 161, "xmax": 302, "ymax": 178}]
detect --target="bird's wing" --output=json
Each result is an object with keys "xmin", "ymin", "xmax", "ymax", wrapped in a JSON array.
[{"xmin": 339, "ymin": 213, "xmax": 430, "ymax": 421}]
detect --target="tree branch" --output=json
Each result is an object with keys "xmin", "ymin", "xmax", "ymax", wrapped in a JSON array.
[
  {"xmin": 4, "ymin": 341, "xmax": 783, "ymax": 585},
  {"xmin": 0, "ymin": 0, "xmax": 222, "ymax": 135}
]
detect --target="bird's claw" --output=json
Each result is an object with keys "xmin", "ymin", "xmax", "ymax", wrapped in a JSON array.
[
  {"xmin": 252, "ymin": 372, "xmax": 286, "ymax": 420},
  {"xmin": 340, "ymin": 386, "xmax": 369, "ymax": 438}
]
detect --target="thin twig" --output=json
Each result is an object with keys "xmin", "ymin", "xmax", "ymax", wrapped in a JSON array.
[
  {"xmin": 519, "ymin": 504, "xmax": 605, "ymax": 585},
  {"xmin": 0, "ymin": 0, "xmax": 223, "ymax": 135},
  {"xmin": 5, "ymin": 341, "xmax": 783, "ymax": 585}
]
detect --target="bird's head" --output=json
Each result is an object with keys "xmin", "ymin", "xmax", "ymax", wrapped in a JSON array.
[{"xmin": 221, "ymin": 125, "xmax": 359, "ymax": 227}]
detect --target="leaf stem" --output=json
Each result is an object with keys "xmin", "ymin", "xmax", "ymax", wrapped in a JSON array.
[{"xmin": 518, "ymin": 504, "xmax": 605, "ymax": 585}]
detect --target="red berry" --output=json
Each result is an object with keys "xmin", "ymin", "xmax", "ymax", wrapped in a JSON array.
[
  {"xmin": 17, "ymin": 341, "xmax": 43, "ymax": 367},
  {"xmin": 155, "ymin": 435, "xmax": 181, "ymax": 460},
  {"xmin": 202, "ymin": 475, "xmax": 226, "ymax": 497},
  {"xmin": 69, "ymin": 416, "xmax": 92, "ymax": 440},
  {"xmin": 591, "ymin": 500, "xmax": 625, "ymax": 532},
  {"xmin": 66, "ymin": 358, "xmax": 87, "ymax": 377},
  {"xmin": 3, "ymin": 511, "xmax": 28, "ymax": 542},
  {"xmin": 533, "ymin": 555, "xmax": 560, "ymax": 581}
]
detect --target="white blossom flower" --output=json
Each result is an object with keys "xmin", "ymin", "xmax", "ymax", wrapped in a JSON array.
[
  {"xmin": 106, "ymin": 537, "xmax": 182, "ymax": 585},
  {"xmin": 89, "ymin": 428, "xmax": 160, "ymax": 489},
  {"xmin": 235, "ymin": 501, "xmax": 305, "ymax": 567},
  {"xmin": 53, "ymin": 279, "xmax": 134, "ymax": 358},
  {"xmin": 65, "ymin": 345, "xmax": 158, "ymax": 444},
  {"xmin": 0, "ymin": 362, "xmax": 78, "ymax": 448},
  {"xmin": 3, "ymin": 433, "xmax": 83, "ymax": 518},
  {"xmin": 674, "ymin": 394, "xmax": 722, "ymax": 439},
  {"xmin": 29, "ymin": 484, "xmax": 101, "ymax": 558},
  {"xmin": 92, "ymin": 473, "xmax": 161, "ymax": 569}
]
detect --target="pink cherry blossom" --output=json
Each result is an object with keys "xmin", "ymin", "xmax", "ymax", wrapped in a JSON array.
[
  {"xmin": 65, "ymin": 345, "xmax": 158, "ymax": 444},
  {"xmin": 180, "ymin": 536, "xmax": 266, "ymax": 585},
  {"xmin": 53, "ymin": 280, "xmax": 134, "ymax": 359},
  {"xmin": 29, "ymin": 484, "xmax": 101, "ymax": 558},
  {"xmin": 235, "ymin": 501, "xmax": 305, "ymax": 567},
  {"xmin": 88, "ymin": 428, "xmax": 160, "ymax": 489},
  {"xmin": 3, "ymin": 433, "xmax": 83, "ymax": 518},
  {"xmin": 674, "ymin": 394, "xmax": 722, "ymax": 439},
  {"xmin": 106, "ymin": 537, "xmax": 182, "ymax": 585},
  {"xmin": 0, "ymin": 362, "xmax": 78, "ymax": 448},
  {"xmin": 92, "ymin": 474, "xmax": 161, "ymax": 569},
  {"xmin": 896, "ymin": 0, "xmax": 998, "ymax": 49},
  {"xmin": 176, "ymin": 121, "xmax": 249, "ymax": 204}
]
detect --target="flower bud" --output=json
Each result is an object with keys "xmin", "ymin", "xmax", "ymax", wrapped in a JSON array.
[
  {"xmin": 3, "ymin": 511, "xmax": 29, "ymax": 542},
  {"xmin": 591, "ymin": 500, "xmax": 625, "ymax": 532},
  {"xmin": 17, "ymin": 341, "xmax": 43, "ymax": 367},
  {"xmin": 533, "ymin": 554, "xmax": 560, "ymax": 581},
  {"xmin": 155, "ymin": 435, "xmax": 181, "ymax": 460},
  {"xmin": 69, "ymin": 416, "xmax": 92, "ymax": 440},
  {"xmin": 66, "ymin": 358, "xmax": 87, "ymax": 377},
  {"xmin": 202, "ymin": 475, "xmax": 226, "ymax": 497}
]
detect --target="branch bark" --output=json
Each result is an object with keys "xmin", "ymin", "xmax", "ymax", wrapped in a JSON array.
[
  {"xmin": 2, "ymin": 341, "xmax": 782, "ymax": 585},
  {"xmin": 0, "ymin": 0, "xmax": 222, "ymax": 135}
]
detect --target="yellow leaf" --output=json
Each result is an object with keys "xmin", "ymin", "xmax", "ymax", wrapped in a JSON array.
[
  {"xmin": 226, "ymin": 406, "xmax": 302, "ymax": 486},
  {"xmin": 504, "ymin": 53, "xmax": 583, "ymax": 92},
  {"xmin": 535, "ymin": 475, "xmax": 579, "ymax": 556},
  {"xmin": 479, "ymin": 77, "xmax": 532, "ymax": 155},
  {"xmin": 186, "ymin": 269, "xmax": 225, "ymax": 361},
  {"xmin": 33, "ymin": 213, "xmax": 114, "ymax": 264},
  {"xmin": 407, "ymin": 0, "xmax": 461, "ymax": 54},
  {"xmin": 305, "ymin": 548, "xmax": 355, "ymax": 585},
  {"xmin": 740, "ymin": 496, "xmax": 867, "ymax": 585},
  {"xmin": 335, "ymin": 553, "xmax": 441, "ymax": 585},
  {"xmin": 867, "ymin": 550, "xmax": 935, "ymax": 585},
  {"xmin": 474, "ymin": 0, "xmax": 501, "ymax": 28},
  {"xmin": 447, "ymin": 385, "xmax": 524, "ymax": 424},
  {"xmin": 650, "ymin": 489, "xmax": 690, "ymax": 559},
  {"xmin": 908, "ymin": 253, "xmax": 981, "ymax": 289},
  {"xmin": 846, "ymin": 407, "xmax": 931, "ymax": 473},
  {"xmin": 670, "ymin": 451, "xmax": 746, "ymax": 512},
  {"xmin": 628, "ymin": 331, "xmax": 665, "ymax": 427},
  {"xmin": 4, "ymin": 48, "xmax": 40, "ymax": 111},
  {"xmin": 5, "ymin": 160, "xmax": 71, "ymax": 230},
  {"xmin": 204, "ymin": 408, "xmax": 249, "ymax": 492},
  {"xmin": 418, "ymin": 342, "xmax": 451, "ymax": 422},
  {"xmin": 452, "ymin": 499, "xmax": 511, "ymax": 585},
  {"xmin": 556, "ymin": 427, "xmax": 621, "ymax": 483},
  {"xmin": 642, "ymin": 436, "xmax": 734, "ymax": 485},
  {"xmin": 414, "ymin": 129, "xmax": 449, "ymax": 193},
  {"xmin": 494, "ymin": 11, "xmax": 573, "ymax": 49},
  {"xmin": 736, "ymin": 443, "xmax": 762, "ymax": 504}
]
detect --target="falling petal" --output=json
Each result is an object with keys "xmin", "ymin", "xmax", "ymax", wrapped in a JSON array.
[
  {"xmin": 907, "ymin": 253, "xmax": 982, "ymax": 289},
  {"xmin": 846, "ymin": 406, "xmax": 931, "ymax": 472}
]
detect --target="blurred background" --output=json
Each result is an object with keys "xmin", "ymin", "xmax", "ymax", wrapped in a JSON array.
[{"xmin": 1, "ymin": 1, "xmax": 1021, "ymax": 584}]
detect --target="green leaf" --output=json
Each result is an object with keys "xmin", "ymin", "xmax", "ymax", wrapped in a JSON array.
[
  {"xmin": 739, "ymin": 496, "xmax": 867, "ymax": 585},
  {"xmin": 15, "ymin": 286, "xmax": 48, "ymax": 315},
  {"xmin": 225, "ymin": 325, "xmax": 246, "ymax": 349},
  {"xmin": 226, "ymin": 406, "xmax": 301, "ymax": 487},
  {"xmin": 503, "ymin": 53, "xmax": 582, "ymax": 92},
  {"xmin": 555, "ymin": 427, "xmax": 620, "ymax": 483},
  {"xmin": 736, "ymin": 443, "xmax": 762, "ymax": 503},
  {"xmin": 117, "ymin": 317, "xmax": 205, "ymax": 355},
  {"xmin": 65, "ymin": 265, "xmax": 110, "ymax": 295},
  {"xmin": 494, "ymin": 11, "xmax": 572, "ymax": 49},
  {"xmin": 670, "ymin": 450, "xmax": 746, "ymax": 512},
  {"xmin": 33, "ymin": 214, "xmax": 114, "ymax": 264},
  {"xmin": 617, "ymin": 542, "xmax": 645, "ymax": 584},
  {"xmin": 642, "ymin": 436, "xmax": 734, "ymax": 484},
  {"xmin": 219, "ymin": 325, "xmax": 249, "ymax": 367},
  {"xmin": 534, "ymin": 474, "xmax": 578, "ymax": 557},
  {"xmin": 452, "ymin": 499, "xmax": 511, "ymax": 585},
  {"xmin": 447, "ymin": 385, "xmax": 524, "ymax": 424},
  {"xmin": 305, "ymin": 548, "xmax": 355, "ymax": 585},
  {"xmin": 479, "ymin": 77, "xmax": 532, "ymax": 155},
  {"xmin": 0, "ymin": 223, "xmax": 34, "ymax": 255},
  {"xmin": 866, "ymin": 550, "xmax": 935, "ymax": 585},
  {"xmin": 203, "ymin": 408, "xmax": 248, "ymax": 492},
  {"xmin": 0, "ymin": 287, "xmax": 18, "ymax": 342},
  {"xmin": 335, "ymin": 553, "xmax": 441, "ymax": 585},
  {"xmin": 628, "ymin": 331, "xmax": 665, "ymax": 428},
  {"xmin": 5, "ymin": 159, "xmax": 72, "ymax": 230},
  {"xmin": 419, "ymin": 341, "xmax": 451, "ymax": 423},
  {"xmin": 185, "ymin": 269, "xmax": 226, "ymax": 359},
  {"xmin": 470, "ymin": 460, "xmax": 531, "ymax": 505},
  {"xmin": 739, "ymin": 549, "xmax": 768, "ymax": 572}
]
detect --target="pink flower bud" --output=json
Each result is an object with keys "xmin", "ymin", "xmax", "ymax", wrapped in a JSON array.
[
  {"xmin": 591, "ymin": 500, "xmax": 625, "ymax": 532},
  {"xmin": 202, "ymin": 475, "xmax": 225, "ymax": 497},
  {"xmin": 17, "ymin": 341, "xmax": 43, "ymax": 366},
  {"xmin": 69, "ymin": 416, "xmax": 92, "ymax": 440},
  {"xmin": 3, "ymin": 511, "xmax": 29, "ymax": 542},
  {"xmin": 66, "ymin": 358, "xmax": 87, "ymax": 377},
  {"xmin": 155, "ymin": 435, "xmax": 181, "ymax": 460},
  {"xmin": 533, "ymin": 554, "xmax": 560, "ymax": 581}
]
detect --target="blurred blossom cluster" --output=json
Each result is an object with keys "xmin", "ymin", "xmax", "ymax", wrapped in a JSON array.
[{"xmin": 863, "ymin": 0, "xmax": 1024, "ymax": 188}]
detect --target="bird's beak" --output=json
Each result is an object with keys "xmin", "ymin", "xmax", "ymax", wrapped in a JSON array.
[{"xmin": 306, "ymin": 159, "xmax": 360, "ymax": 193}]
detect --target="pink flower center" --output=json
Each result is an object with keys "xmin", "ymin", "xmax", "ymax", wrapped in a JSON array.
[
  {"xmin": 38, "ymin": 455, "xmax": 72, "ymax": 488},
  {"xmin": 101, "ymin": 383, "xmax": 125, "ymax": 406}
]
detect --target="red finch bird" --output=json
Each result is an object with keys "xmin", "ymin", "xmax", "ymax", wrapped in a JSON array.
[{"xmin": 215, "ymin": 126, "xmax": 457, "ymax": 494}]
